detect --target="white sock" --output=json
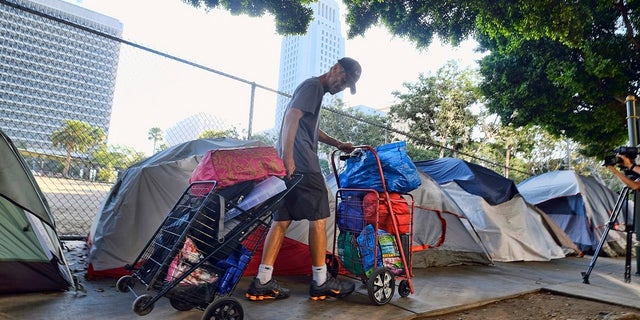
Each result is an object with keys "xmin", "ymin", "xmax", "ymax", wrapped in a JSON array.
[
  {"xmin": 257, "ymin": 264, "xmax": 273, "ymax": 284},
  {"xmin": 312, "ymin": 265, "xmax": 327, "ymax": 285}
]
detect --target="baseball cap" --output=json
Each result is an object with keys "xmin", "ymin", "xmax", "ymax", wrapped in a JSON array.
[{"xmin": 338, "ymin": 57, "xmax": 362, "ymax": 94}]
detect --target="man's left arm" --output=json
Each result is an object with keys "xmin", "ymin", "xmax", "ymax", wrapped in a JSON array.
[{"xmin": 318, "ymin": 129, "xmax": 354, "ymax": 153}]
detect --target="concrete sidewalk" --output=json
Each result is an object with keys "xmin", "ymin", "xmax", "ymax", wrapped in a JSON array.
[{"xmin": 1, "ymin": 241, "xmax": 640, "ymax": 320}]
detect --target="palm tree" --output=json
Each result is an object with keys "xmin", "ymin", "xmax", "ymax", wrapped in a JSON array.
[
  {"xmin": 147, "ymin": 127, "xmax": 163, "ymax": 154},
  {"xmin": 51, "ymin": 120, "xmax": 105, "ymax": 177}
]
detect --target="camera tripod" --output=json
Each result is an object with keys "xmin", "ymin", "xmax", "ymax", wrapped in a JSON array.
[{"xmin": 582, "ymin": 186, "xmax": 635, "ymax": 284}]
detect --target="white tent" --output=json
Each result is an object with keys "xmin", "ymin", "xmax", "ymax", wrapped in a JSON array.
[
  {"xmin": 409, "ymin": 172, "xmax": 493, "ymax": 267},
  {"xmin": 518, "ymin": 170, "xmax": 629, "ymax": 256},
  {"xmin": 415, "ymin": 158, "xmax": 578, "ymax": 262}
]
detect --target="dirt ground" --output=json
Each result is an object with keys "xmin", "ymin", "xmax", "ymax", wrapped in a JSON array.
[{"xmin": 418, "ymin": 291, "xmax": 640, "ymax": 320}]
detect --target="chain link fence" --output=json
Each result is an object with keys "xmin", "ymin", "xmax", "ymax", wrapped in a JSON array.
[
  {"xmin": 3, "ymin": 0, "xmax": 525, "ymax": 239},
  {"xmin": 3, "ymin": 1, "xmax": 403, "ymax": 238},
  {"xmin": 1, "ymin": 0, "xmax": 291, "ymax": 238}
]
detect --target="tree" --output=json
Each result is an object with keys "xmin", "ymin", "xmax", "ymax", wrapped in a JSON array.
[
  {"xmin": 350, "ymin": 0, "xmax": 640, "ymax": 157},
  {"xmin": 91, "ymin": 144, "xmax": 146, "ymax": 182},
  {"xmin": 147, "ymin": 127, "xmax": 163, "ymax": 154},
  {"xmin": 389, "ymin": 61, "xmax": 481, "ymax": 157},
  {"xmin": 251, "ymin": 131, "xmax": 277, "ymax": 146},
  {"xmin": 183, "ymin": 0, "xmax": 314, "ymax": 35},
  {"xmin": 186, "ymin": 0, "xmax": 640, "ymax": 157},
  {"xmin": 92, "ymin": 144, "xmax": 146, "ymax": 171},
  {"xmin": 199, "ymin": 127, "xmax": 240, "ymax": 139},
  {"xmin": 51, "ymin": 120, "xmax": 105, "ymax": 177},
  {"xmin": 478, "ymin": 34, "xmax": 637, "ymax": 157},
  {"xmin": 319, "ymin": 100, "xmax": 391, "ymax": 158}
]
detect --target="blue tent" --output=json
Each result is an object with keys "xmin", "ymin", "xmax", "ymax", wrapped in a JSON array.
[
  {"xmin": 414, "ymin": 158, "xmax": 518, "ymax": 206},
  {"xmin": 414, "ymin": 158, "xmax": 577, "ymax": 262},
  {"xmin": 518, "ymin": 170, "xmax": 628, "ymax": 256}
]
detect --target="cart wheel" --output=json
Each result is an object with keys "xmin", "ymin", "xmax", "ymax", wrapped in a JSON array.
[
  {"xmin": 202, "ymin": 297, "xmax": 244, "ymax": 320},
  {"xmin": 398, "ymin": 280, "xmax": 411, "ymax": 297},
  {"xmin": 132, "ymin": 294, "xmax": 154, "ymax": 316},
  {"xmin": 325, "ymin": 253, "xmax": 339, "ymax": 278},
  {"xmin": 116, "ymin": 275, "xmax": 134, "ymax": 293},
  {"xmin": 366, "ymin": 268, "xmax": 395, "ymax": 306},
  {"xmin": 169, "ymin": 297, "xmax": 194, "ymax": 311}
]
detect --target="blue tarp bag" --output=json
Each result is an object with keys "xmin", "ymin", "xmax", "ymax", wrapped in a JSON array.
[
  {"xmin": 339, "ymin": 141, "xmax": 421, "ymax": 193},
  {"xmin": 357, "ymin": 224, "xmax": 383, "ymax": 277}
]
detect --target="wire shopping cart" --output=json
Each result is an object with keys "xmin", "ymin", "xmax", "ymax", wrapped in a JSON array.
[
  {"xmin": 116, "ymin": 175, "xmax": 302, "ymax": 319},
  {"xmin": 328, "ymin": 145, "xmax": 415, "ymax": 305}
]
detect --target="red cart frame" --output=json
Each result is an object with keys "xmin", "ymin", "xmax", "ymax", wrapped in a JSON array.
[{"xmin": 329, "ymin": 145, "xmax": 415, "ymax": 305}]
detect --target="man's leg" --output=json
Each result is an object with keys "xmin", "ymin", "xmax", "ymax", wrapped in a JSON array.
[
  {"xmin": 246, "ymin": 220, "xmax": 291, "ymax": 300},
  {"xmin": 263, "ymin": 220, "xmax": 291, "ymax": 265},
  {"xmin": 308, "ymin": 218, "xmax": 355, "ymax": 300},
  {"xmin": 309, "ymin": 218, "xmax": 327, "ymax": 266}
]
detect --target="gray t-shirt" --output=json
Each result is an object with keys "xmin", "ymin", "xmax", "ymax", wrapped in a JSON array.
[{"xmin": 276, "ymin": 77, "xmax": 325, "ymax": 173}]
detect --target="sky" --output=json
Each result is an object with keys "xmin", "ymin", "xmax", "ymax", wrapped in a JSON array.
[{"xmin": 76, "ymin": 0, "xmax": 485, "ymax": 154}]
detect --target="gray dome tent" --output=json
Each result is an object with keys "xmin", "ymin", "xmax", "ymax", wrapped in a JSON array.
[{"xmin": 87, "ymin": 138, "xmax": 266, "ymax": 278}]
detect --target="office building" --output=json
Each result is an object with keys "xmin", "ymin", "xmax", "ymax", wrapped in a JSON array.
[
  {"xmin": 0, "ymin": 0, "xmax": 122, "ymax": 154},
  {"xmin": 274, "ymin": 0, "xmax": 345, "ymax": 130}
]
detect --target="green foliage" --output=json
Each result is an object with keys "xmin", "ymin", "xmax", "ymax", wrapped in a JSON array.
[
  {"xmin": 147, "ymin": 127, "xmax": 164, "ymax": 154},
  {"xmin": 344, "ymin": 0, "xmax": 478, "ymax": 47},
  {"xmin": 92, "ymin": 144, "xmax": 146, "ymax": 171},
  {"xmin": 179, "ymin": 0, "xmax": 640, "ymax": 162},
  {"xmin": 405, "ymin": 144, "xmax": 439, "ymax": 162},
  {"xmin": 345, "ymin": 0, "xmax": 640, "ymax": 158},
  {"xmin": 182, "ymin": 0, "xmax": 314, "ymax": 35},
  {"xmin": 251, "ymin": 131, "xmax": 277, "ymax": 146},
  {"xmin": 51, "ymin": 120, "xmax": 105, "ymax": 177},
  {"xmin": 478, "ymin": 34, "xmax": 635, "ymax": 157},
  {"xmin": 390, "ymin": 61, "xmax": 481, "ymax": 155},
  {"xmin": 96, "ymin": 163, "xmax": 117, "ymax": 183},
  {"xmin": 319, "ymin": 99, "xmax": 391, "ymax": 157},
  {"xmin": 199, "ymin": 127, "xmax": 240, "ymax": 139}
]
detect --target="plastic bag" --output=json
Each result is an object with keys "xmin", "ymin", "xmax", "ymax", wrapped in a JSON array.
[
  {"xmin": 338, "ymin": 141, "xmax": 421, "ymax": 193},
  {"xmin": 337, "ymin": 231, "xmax": 364, "ymax": 275},
  {"xmin": 363, "ymin": 192, "xmax": 411, "ymax": 234},
  {"xmin": 165, "ymin": 237, "xmax": 218, "ymax": 285},
  {"xmin": 357, "ymin": 224, "xmax": 383, "ymax": 277},
  {"xmin": 336, "ymin": 191, "xmax": 366, "ymax": 234},
  {"xmin": 378, "ymin": 233, "xmax": 404, "ymax": 276}
]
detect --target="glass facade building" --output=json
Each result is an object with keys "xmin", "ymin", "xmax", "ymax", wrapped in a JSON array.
[{"xmin": 0, "ymin": 0, "xmax": 122, "ymax": 153}]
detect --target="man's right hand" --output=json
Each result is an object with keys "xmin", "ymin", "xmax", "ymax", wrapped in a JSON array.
[{"xmin": 283, "ymin": 157, "xmax": 295, "ymax": 179}]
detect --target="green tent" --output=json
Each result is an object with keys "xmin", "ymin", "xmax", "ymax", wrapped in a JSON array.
[{"xmin": 0, "ymin": 129, "xmax": 74, "ymax": 293}]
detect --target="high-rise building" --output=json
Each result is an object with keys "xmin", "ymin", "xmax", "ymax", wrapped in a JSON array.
[
  {"xmin": 0, "ymin": 0, "xmax": 122, "ymax": 154},
  {"xmin": 274, "ymin": 0, "xmax": 345, "ymax": 131}
]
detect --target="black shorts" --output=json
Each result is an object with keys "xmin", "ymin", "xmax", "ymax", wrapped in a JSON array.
[{"xmin": 274, "ymin": 172, "xmax": 330, "ymax": 221}]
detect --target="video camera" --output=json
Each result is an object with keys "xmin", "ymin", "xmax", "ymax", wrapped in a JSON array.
[{"xmin": 603, "ymin": 146, "xmax": 639, "ymax": 167}]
